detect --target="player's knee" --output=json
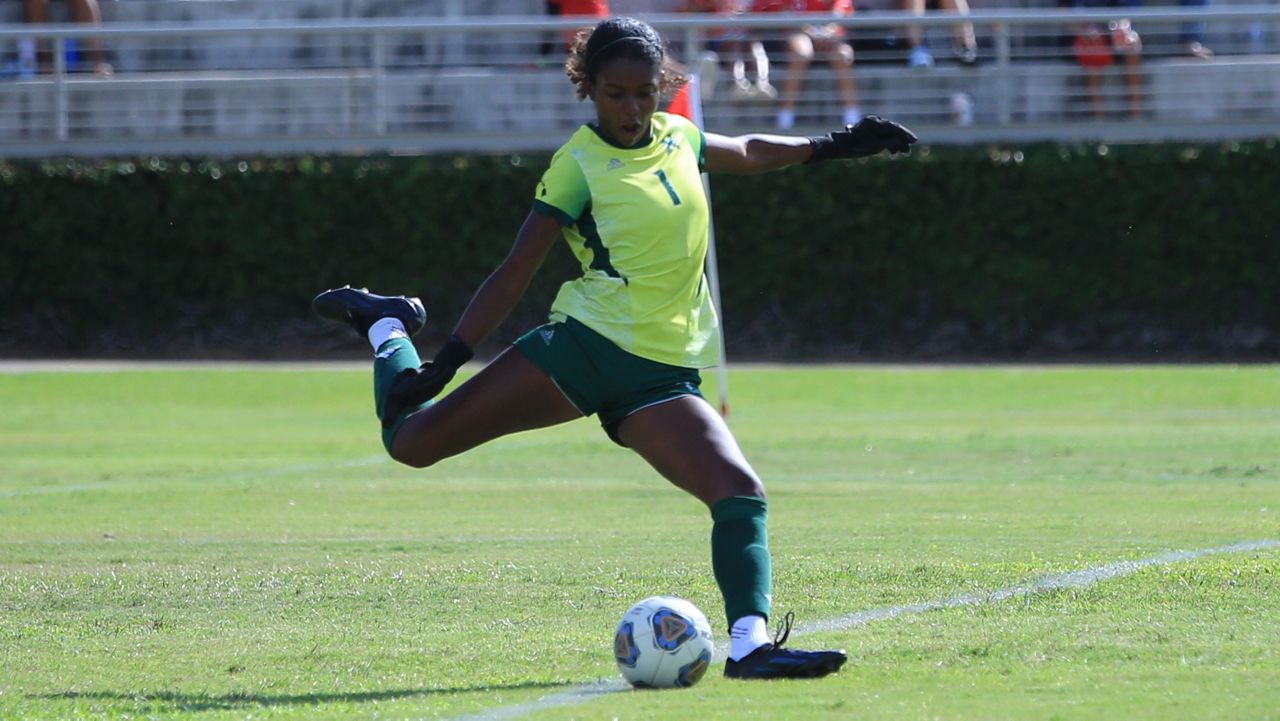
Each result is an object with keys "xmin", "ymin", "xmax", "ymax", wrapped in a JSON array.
[
  {"xmin": 703, "ymin": 479, "xmax": 765, "ymax": 509},
  {"xmin": 737, "ymin": 475, "xmax": 766, "ymax": 499},
  {"xmin": 388, "ymin": 438, "xmax": 442, "ymax": 469},
  {"xmin": 391, "ymin": 449, "xmax": 438, "ymax": 469},
  {"xmin": 712, "ymin": 468, "xmax": 765, "ymax": 503},
  {"xmin": 788, "ymin": 36, "xmax": 814, "ymax": 60}
]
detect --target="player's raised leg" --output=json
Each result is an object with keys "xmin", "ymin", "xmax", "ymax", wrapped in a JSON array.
[
  {"xmin": 388, "ymin": 347, "xmax": 581, "ymax": 468},
  {"xmin": 312, "ymin": 285, "xmax": 581, "ymax": 468},
  {"xmin": 617, "ymin": 396, "xmax": 848, "ymax": 680},
  {"xmin": 313, "ymin": 284, "xmax": 432, "ymax": 432}
]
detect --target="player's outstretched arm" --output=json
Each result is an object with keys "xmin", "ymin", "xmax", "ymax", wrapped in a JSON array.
[
  {"xmin": 704, "ymin": 132, "xmax": 814, "ymax": 175},
  {"xmin": 704, "ymin": 116, "xmax": 917, "ymax": 175}
]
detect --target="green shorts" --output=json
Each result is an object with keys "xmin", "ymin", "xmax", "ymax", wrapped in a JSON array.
[{"xmin": 513, "ymin": 316, "xmax": 704, "ymax": 446}]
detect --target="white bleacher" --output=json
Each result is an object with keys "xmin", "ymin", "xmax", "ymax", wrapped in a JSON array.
[{"xmin": 0, "ymin": 2, "xmax": 1277, "ymax": 157}]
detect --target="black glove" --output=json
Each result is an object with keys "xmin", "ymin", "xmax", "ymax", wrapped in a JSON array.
[
  {"xmin": 806, "ymin": 116, "xmax": 917, "ymax": 163},
  {"xmin": 381, "ymin": 335, "xmax": 474, "ymax": 428}
]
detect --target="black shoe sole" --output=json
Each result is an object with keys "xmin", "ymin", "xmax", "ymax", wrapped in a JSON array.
[
  {"xmin": 312, "ymin": 286, "xmax": 427, "ymax": 337},
  {"xmin": 724, "ymin": 652, "xmax": 847, "ymax": 680}
]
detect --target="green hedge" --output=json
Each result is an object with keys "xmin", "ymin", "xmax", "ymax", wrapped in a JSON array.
[{"xmin": 1, "ymin": 143, "xmax": 1277, "ymax": 359}]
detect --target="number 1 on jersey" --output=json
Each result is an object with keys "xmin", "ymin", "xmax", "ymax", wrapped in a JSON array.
[{"xmin": 654, "ymin": 169, "xmax": 682, "ymax": 206}]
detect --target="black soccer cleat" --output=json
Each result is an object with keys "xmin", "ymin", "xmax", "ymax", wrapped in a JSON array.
[
  {"xmin": 723, "ymin": 612, "xmax": 848, "ymax": 680},
  {"xmin": 312, "ymin": 286, "xmax": 427, "ymax": 338},
  {"xmin": 724, "ymin": 643, "xmax": 848, "ymax": 680}
]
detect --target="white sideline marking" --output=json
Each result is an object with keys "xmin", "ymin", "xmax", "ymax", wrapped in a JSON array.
[
  {"xmin": 447, "ymin": 679, "xmax": 631, "ymax": 721},
  {"xmin": 447, "ymin": 539, "xmax": 1280, "ymax": 721},
  {"xmin": 799, "ymin": 539, "xmax": 1280, "ymax": 636}
]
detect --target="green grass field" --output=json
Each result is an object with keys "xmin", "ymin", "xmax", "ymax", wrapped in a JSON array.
[{"xmin": 2, "ymin": 364, "xmax": 1278, "ymax": 720}]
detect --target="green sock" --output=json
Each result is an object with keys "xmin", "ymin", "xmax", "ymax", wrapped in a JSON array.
[
  {"xmin": 373, "ymin": 337, "xmax": 426, "ymax": 452},
  {"xmin": 710, "ymin": 495, "xmax": 772, "ymax": 628}
]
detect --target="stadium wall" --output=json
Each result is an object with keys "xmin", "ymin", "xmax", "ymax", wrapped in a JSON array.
[{"xmin": 1, "ymin": 143, "xmax": 1276, "ymax": 360}]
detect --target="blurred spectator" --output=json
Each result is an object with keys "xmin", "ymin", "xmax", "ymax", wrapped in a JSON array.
[
  {"xmin": 684, "ymin": 0, "xmax": 777, "ymax": 102},
  {"xmin": 901, "ymin": 0, "xmax": 978, "ymax": 68},
  {"xmin": 1172, "ymin": 0, "xmax": 1213, "ymax": 58},
  {"xmin": 753, "ymin": 0, "xmax": 862, "ymax": 130},
  {"xmin": 21, "ymin": 0, "xmax": 113, "ymax": 77},
  {"xmin": 546, "ymin": 0, "xmax": 612, "ymax": 50},
  {"xmin": 1060, "ymin": 0, "xmax": 1143, "ymax": 119}
]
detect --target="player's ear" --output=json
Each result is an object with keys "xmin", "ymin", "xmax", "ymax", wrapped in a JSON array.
[{"xmin": 584, "ymin": 79, "xmax": 596, "ymax": 102}]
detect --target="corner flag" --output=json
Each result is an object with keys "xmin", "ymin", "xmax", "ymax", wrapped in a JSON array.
[{"xmin": 666, "ymin": 75, "xmax": 701, "ymax": 126}]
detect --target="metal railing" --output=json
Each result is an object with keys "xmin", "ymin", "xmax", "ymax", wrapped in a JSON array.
[{"xmin": 1, "ymin": 7, "xmax": 1278, "ymax": 157}]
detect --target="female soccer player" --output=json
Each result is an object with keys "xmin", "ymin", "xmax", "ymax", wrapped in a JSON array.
[{"xmin": 314, "ymin": 15, "xmax": 915, "ymax": 680}]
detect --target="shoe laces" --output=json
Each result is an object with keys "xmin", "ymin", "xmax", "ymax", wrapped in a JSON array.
[{"xmin": 771, "ymin": 611, "xmax": 795, "ymax": 649}]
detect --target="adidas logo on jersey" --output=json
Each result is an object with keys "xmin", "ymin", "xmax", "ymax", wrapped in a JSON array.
[
  {"xmin": 539, "ymin": 328, "xmax": 556, "ymax": 345},
  {"xmin": 606, "ymin": 158, "xmax": 624, "ymax": 170}
]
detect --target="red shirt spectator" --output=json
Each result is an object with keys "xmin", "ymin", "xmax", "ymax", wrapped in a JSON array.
[
  {"xmin": 751, "ymin": 0, "xmax": 861, "ymax": 130},
  {"xmin": 554, "ymin": 0, "xmax": 610, "ymax": 16},
  {"xmin": 752, "ymin": 0, "xmax": 852, "ymax": 39},
  {"xmin": 751, "ymin": 0, "xmax": 853, "ymax": 14},
  {"xmin": 685, "ymin": 0, "xmax": 739, "ymax": 11},
  {"xmin": 548, "ymin": 0, "xmax": 611, "ymax": 47}
]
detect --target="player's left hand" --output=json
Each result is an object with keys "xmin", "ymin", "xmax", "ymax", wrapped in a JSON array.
[
  {"xmin": 806, "ymin": 116, "xmax": 917, "ymax": 163},
  {"xmin": 380, "ymin": 335, "xmax": 474, "ymax": 428},
  {"xmin": 381, "ymin": 362, "xmax": 456, "ymax": 428}
]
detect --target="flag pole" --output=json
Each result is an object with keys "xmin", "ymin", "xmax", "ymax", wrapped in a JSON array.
[
  {"xmin": 688, "ymin": 72, "xmax": 730, "ymax": 418},
  {"xmin": 703, "ymin": 171, "xmax": 731, "ymax": 418}
]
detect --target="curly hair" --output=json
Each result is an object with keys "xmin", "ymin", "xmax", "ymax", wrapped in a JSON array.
[{"xmin": 564, "ymin": 16, "xmax": 688, "ymax": 101}]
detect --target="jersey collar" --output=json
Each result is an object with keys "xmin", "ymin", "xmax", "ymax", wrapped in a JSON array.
[{"xmin": 587, "ymin": 122, "xmax": 654, "ymax": 150}]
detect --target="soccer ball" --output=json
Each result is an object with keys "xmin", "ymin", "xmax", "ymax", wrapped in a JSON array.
[{"xmin": 613, "ymin": 596, "xmax": 714, "ymax": 689}]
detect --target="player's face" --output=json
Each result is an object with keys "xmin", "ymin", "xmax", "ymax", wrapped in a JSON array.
[{"xmin": 587, "ymin": 57, "xmax": 662, "ymax": 147}]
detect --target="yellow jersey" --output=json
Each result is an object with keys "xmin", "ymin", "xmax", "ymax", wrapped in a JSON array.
[{"xmin": 532, "ymin": 112, "xmax": 719, "ymax": 368}]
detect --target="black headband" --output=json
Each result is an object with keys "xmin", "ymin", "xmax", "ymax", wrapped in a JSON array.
[{"xmin": 585, "ymin": 35, "xmax": 661, "ymax": 76}]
